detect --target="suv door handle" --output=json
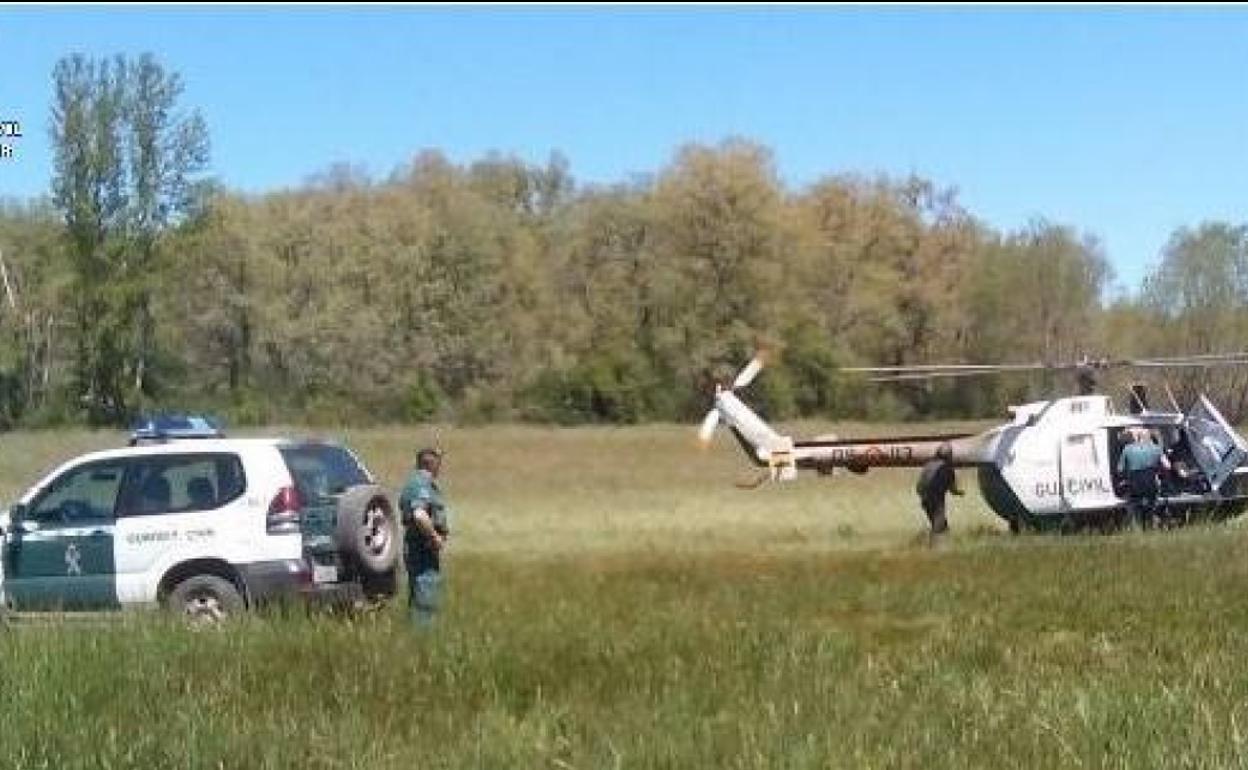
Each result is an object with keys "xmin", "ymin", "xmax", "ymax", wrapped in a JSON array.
[{"xmin": 88, "ymin": 529, "xmax": 109, "ymax": 538}]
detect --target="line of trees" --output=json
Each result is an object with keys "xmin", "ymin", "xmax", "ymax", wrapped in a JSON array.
[{"xmin": 1, "ymin": 53, "xmax": 1245, "ymax": 428}]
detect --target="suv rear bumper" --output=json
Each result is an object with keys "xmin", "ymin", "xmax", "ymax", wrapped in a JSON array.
[{"xmin": 239, "ymin": 559, "xmax": 365, "ymax": 607}]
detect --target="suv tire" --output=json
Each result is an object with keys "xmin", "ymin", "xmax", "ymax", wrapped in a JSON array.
[
  {"xmin": 168, "ymin": 575, "xmax": 245, "ymax": 626},
  {"xmin": 335, "ymin": 485, "xmax": 400, "ymax": 577}
]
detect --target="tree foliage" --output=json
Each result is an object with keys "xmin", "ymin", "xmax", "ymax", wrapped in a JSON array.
[
  {"xmin": 49, "ymin": 53, "xmax": 208, "ymax": 424},
  {"xmin": 3, "ymin": 55, "xmax": 1245, "ymax": 426}
]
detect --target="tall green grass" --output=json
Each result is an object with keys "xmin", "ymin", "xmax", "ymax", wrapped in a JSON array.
[{"xmin": 3, "ymin": 425, "xmax": 1248, "ymax": 768}]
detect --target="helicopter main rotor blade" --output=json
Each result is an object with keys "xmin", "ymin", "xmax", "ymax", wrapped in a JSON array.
[
  {"xmin": 1130, "ymin": 352, "xmax": 1248, "ymax": 364},
  {"xmin": 867, "ymin": 357, "xmax": 1248, "ymax": 382},
  {"xmin": 868, "ymin": 370, "xmax": 1030, "ymax": 383},
  {"xmin": 851, "ymin": 352, "xmax": 1248, "ymax": 378},
  {"xmin": 1129, "ymin": 358, "xmax": 1248, "ymax": 369},
  {"xmin": 841, "ymin": 362, "xmax": 1048, "ymax": 373}
]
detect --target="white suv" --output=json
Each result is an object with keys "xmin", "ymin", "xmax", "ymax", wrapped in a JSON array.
[{"xmin": 0, "ymin": 438, "xmax": 400, "ymax": 622}]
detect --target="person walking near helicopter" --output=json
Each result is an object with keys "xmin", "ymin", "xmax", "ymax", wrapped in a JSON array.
[
  {"xmin": 1117, "ymin": 427, "xmax": 1171, "ymax": 530},
  {"xmin": 915, "ymin": 442, "xmax": 963, "ymax": 543}
]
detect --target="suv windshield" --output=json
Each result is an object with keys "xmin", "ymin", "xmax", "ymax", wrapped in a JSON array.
[{"xmin": 279, "ymin": 444, "xmax": 370, "ymax": 501}]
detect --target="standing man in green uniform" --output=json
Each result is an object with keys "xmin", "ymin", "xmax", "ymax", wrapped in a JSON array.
[
  {"xmin": 1117, "ymin": 428, "xmax": 1170, "ymax": 530},
  {"xmin": 399, "ymin": 448, "xmax": 451, "ymax": 627}
]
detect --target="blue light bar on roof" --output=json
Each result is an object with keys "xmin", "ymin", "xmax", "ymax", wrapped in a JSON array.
[{"xmin": 128, "ymin": 413, "xmax": 226, "ymax": 445}]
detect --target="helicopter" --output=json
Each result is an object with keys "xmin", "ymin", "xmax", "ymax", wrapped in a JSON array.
[{"xmin": 696, "ymin": 352, "xmax": 1248, "ymax": 532}]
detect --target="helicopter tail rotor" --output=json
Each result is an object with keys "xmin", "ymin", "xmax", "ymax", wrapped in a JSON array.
[
  {"xmin": 732, "ymin": 355, "xmax": 766, "ymax": 390},
  {"xmin": 696, "ymin": 355, "xmax": 794, "ymax": 475},
  {"xmin": 698, "ymin": 354, "xmax": 767, "ymax": 448},
  {"xmin": 697, "ymin": 403, "xmax": 722, "ymax": 446}
]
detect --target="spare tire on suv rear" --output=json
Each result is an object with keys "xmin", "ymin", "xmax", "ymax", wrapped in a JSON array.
[{"xmin": 334, "ymin": 484, "xmax": 400, "ymax": 576}]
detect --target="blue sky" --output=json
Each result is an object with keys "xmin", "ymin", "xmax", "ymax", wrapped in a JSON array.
[{"xmin": 2, "ymin": 6, "xmax": 1247, "ymax": 293}]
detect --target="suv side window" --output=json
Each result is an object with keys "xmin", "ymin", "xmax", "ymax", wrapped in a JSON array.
[
  {"xmin": 117, "ymin": 453, "xmax": 247, "ymax": 517},
  {"xmin": 28, "ymin": 461, "xmax": 125, "ymax": 525}
]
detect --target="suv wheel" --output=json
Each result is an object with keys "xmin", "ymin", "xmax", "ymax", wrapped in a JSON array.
[
  {"xmin": 168, "ymin": 575, "xmax": 245, "ymax": 626},
  {"xmin": 335, "ymin": 485, "xmax": 400, "ymax": 576}
]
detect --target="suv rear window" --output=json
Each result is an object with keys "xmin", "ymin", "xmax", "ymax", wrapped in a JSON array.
[{"xmin": 280, "ymin": 444, "xmax": 371, "ymax": 501}]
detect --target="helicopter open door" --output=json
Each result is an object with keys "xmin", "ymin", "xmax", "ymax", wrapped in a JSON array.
[
  {"xmin": 1183, "ymin": 395, "xmax": 1248, "ymax": 492},
  {"xmin": 1059, "ymin": 432, "xmax": 1117, "ymax": 510}
]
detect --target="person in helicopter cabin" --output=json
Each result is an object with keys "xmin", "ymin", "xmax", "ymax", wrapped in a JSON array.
[{"xmin": 1116, "ymin": 427, "xmax": 1171, "ymax": 530}]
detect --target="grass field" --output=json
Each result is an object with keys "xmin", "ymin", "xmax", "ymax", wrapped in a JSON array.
[{"xmin": 4, "ymin": 422, "xmax": 1248, "ymax": 768}]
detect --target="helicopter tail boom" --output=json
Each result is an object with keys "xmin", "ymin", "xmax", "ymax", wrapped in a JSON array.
[
  {"xmin": 703, "ymin": 378, "xmax": 997, "ymax": 482},
  {"xmin": 793, "ymin": 434, "xmax": 985, "ymax": 472}
]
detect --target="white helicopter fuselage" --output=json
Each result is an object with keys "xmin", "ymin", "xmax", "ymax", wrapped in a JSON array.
[
  {"xmin": 978, "ymin": 393, "xmax": 1248, "ymax": 526},
  {"xmin": 982, "ymin": 396, "xmax": 1160, "ymax": 517}
]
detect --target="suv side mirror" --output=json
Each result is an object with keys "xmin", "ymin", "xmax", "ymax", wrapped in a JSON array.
[{"xmin": 2, "ymin": 502, "xmax": 25, "ymax": 537}]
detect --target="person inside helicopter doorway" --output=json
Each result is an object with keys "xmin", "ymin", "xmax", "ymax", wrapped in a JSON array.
[
  {"xmin": 1117, "ymin": 427, "xmax": 1171, "ymax": 530},
  {"xmin": 915, "ymin": 442, "xmax": 963, "ymax": 545}
]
